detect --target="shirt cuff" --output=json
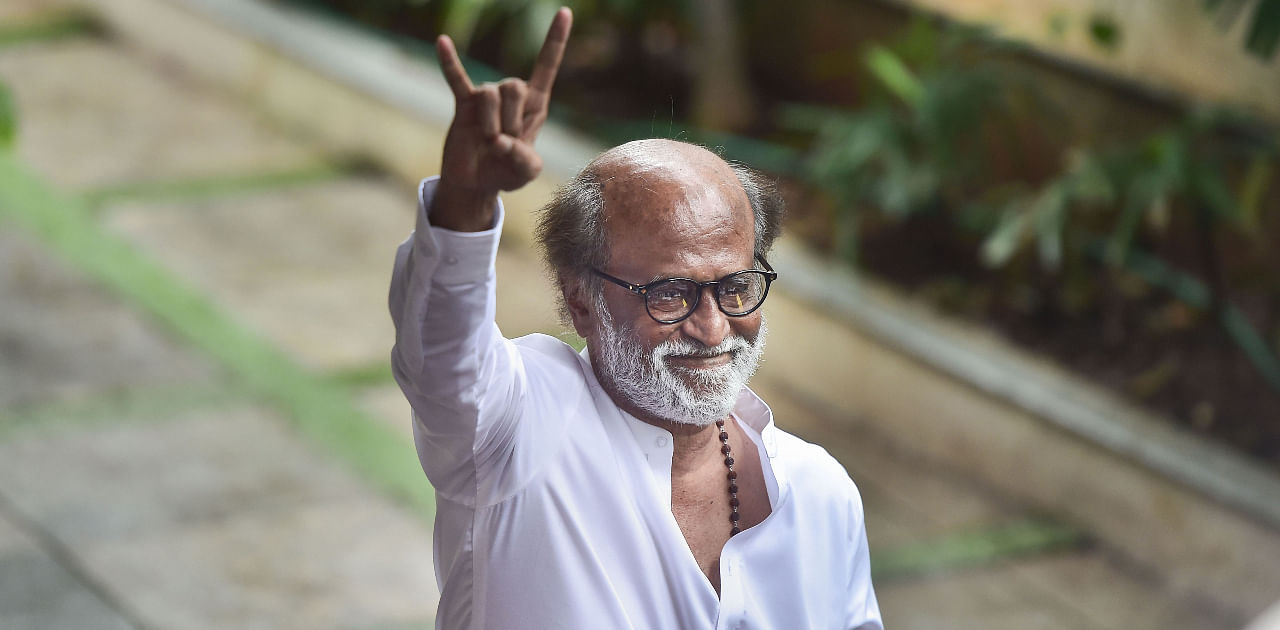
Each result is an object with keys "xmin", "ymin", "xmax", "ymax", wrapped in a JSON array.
[{"xmin": 415, "ymin": 176, "xmax": 505, "ymax": 285}]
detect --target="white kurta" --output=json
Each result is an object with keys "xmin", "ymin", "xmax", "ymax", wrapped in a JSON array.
[{"xmin": 390, "ymin": 177, "xmax": 882, "ymax": 630}]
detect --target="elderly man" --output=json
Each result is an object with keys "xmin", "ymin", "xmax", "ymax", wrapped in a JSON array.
[{"xmin": 390, "ymin": 8, "xmax": 881, "ymax": 629}]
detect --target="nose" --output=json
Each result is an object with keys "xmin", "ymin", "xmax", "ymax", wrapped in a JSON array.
[{"xmin": 678, "ymin": 285, "xmax": 730, "ymax": 348}]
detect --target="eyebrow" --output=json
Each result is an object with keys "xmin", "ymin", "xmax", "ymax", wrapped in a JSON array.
[{"xmin": 643, "ymin": 265, "xmax": 755, "ymax": 286}]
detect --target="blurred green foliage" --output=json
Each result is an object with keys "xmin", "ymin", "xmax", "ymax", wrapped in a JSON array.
[
  {"xmin": 283, "ymin": 0, "xmax": 690, "ymax": 66},
  {"xmin": 1205, "ymin": 0, "xmax": 1280, "ymax": 58},
  {"xmin": 282, "ymin": 0, "xmax": 1280, "ymax": 394},
  {"xmin": 0, "ymin": 82, "xmax": 14, "ymax": 151},
  {"xmin": 786, "ymin": 19, "xmax": 1280, "ymax": 390},
  {"xmin": 780, "ymin": 20, "xmax": 1044, "ymax": 261},
  {"xmin": 1086, "ymin": 13, "xmax": 1122, "ymax": 51}
]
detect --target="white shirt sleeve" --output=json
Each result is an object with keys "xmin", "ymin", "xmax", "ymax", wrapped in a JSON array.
[
  {"xmin": 388, "ymin": 176, "xmax": 528, "ymax": 504},
  {"xmin": 845, "ymin": 490, "xmax": 883, "ymax": 630}
]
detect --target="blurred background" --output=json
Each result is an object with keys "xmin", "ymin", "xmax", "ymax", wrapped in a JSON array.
[{"xmin": 0, "ymin": 0, "xmax": 1278, "ymax": 628}]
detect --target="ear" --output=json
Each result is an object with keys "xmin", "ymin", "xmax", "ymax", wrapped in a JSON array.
[{"xmin": 564, "ymin": 280, "xmax": 595, "ymax": 339}]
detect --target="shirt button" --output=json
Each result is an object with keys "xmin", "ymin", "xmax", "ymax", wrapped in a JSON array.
[
  {"xmin": 443, "ymin": 255, "xmax": 459, "ymax": 265},
  {"xmin": 656, "ymin": 436, "xmax": 668, "ymax": 447}
]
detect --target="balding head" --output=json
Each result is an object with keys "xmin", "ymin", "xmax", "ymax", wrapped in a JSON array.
[
  {"xmin": 535, "ymin": 139, "xmax": 784, "ymax": 326},
  {"xmin": 590, "ymin": 140, "xmax": 753, "ymax": 270}
]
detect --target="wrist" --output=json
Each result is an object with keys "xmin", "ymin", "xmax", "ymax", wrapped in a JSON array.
[{"xmin": 431, "ymin": 178, "xmax": 499, "ymax": 232}]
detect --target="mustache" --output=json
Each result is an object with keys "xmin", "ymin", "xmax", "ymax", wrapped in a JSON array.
[{"xmin": 655, "ymin": 335, "xmax": 752, "ymax": 359}]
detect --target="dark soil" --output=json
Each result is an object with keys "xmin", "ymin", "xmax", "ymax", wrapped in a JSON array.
[{"xmin": 846, "ymin": 209, "xmax": 1280, "ymax": 467}]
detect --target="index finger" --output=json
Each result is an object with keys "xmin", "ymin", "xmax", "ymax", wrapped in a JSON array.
[
  {"xmin": 436, "ymin": 34, "xmax": 475, "ymax": 99},
  {"xmin": 527, "ymin": 7, "xmax": 573, "ymax": 95}
]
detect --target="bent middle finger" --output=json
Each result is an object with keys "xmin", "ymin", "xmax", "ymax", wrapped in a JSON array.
[
  {"xmin": 498, "ymin": 78, "xmax": 528, "ymax": 138},
  {"xmin": 474, "ymin": 84, "xmax": 501, "ymax": 139}
]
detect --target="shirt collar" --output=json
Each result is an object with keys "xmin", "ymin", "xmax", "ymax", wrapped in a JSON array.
[
  {"xmin": 577, "ymin": 346, "xmax": 790, "ymax": 509},
  {"xmin": 577, "ymin": 346, "xmax": 781, "ymax": 460}
]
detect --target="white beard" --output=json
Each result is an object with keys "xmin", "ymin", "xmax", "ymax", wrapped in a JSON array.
[{"xmin": 593, "ymin": 295, "xmax": 767, "ymax": 427}]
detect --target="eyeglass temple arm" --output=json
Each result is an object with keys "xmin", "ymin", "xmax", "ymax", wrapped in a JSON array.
[
  {"xmin": 755, "ymin": 253, "xmax": 777, "ymax": 276},
  {"xmin": 592, "ymin": 269, "xmax": 647, "ymax": 295}
]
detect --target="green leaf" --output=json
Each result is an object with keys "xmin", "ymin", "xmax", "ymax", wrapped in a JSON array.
[
  {"xmin": 1244, "ymin": 0, "xmax": 1280, "ymax": 58},
  {"xmin": 981, "ymin": 201, "xmax": 1033, "ymax": 268},
  {"xmin": 1087, "ymin": 13, "xmax": 1122, "ymax": 51},
  {"xmin": 1034, "ymin": 185, "xmax": 1068, "ymax": 269},
  {"xmin": 1238, "ymin": 156, "xmax": 1273, "ymax": 231},
  {"xmin": 1202, "ymin": 0, "xmax": 1279, "ymax": 59},
  {"xmin": 1106, "ymin": 178, "xmax": 1158, "ymax": 267},
  {"xmin": 864, "ymin": 45, "xmax": 923, "ymax": 107},
  {"xmin": 896, "ymin": 16, "xmax": 942, "ymax": 68},
  {"xmin": 1064, "ymin": 150, "xmax": 1115, "ymax": 204},
  {"xmin": 876, "ymin": 151, "xmax": 937, "ymax": 216},
  {"xmin": 1191, "ymin": 164, "xmax": 1239, "ymax": 221}
]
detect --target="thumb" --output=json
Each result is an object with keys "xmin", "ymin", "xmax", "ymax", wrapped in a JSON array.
[{"xmin": 495, "ymin": 138, "xmax": 544, "ymax": 191}]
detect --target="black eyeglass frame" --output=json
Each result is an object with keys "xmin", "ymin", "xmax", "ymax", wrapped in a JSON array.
[{"xmin": 591, "ymin": 254, "xmax": 779, "ymax": 324}]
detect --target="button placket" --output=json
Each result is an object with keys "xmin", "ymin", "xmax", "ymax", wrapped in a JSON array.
[{"xmin": 717, "ymin": 552, "xmax": 746, "ymax": 630}]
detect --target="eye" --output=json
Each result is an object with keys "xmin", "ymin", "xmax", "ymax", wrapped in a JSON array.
[
  {"xmin": 647, "ymin": 281, "xmax": 694, "ymax": 313},
  {"xmin": 722, "ymin": 277, "xmax": 750, "ymax": 295},
  {"xmin": 649, "ymin": 283, "xmax": 687, "ymax": 302}
]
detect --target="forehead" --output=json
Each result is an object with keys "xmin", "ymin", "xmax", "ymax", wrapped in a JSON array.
[{"xmin": 595, "ymin": 144, "xmax": 755, "ymax": 277}]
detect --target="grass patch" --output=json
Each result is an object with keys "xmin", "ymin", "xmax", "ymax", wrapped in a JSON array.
[
  {"xmin": 328, "ymin": 362, "xmax": 396, "ymax": 388},
  {"xmin": 0, "ymin": 383, "xmax": 249, "ymax": 440},
  {"xmin": 0, "ymin": 10, "xmax": 99, "ymax": 48},
  {"xmin": 83, "ymin": 163, "xmax": 346, "ymax": 208},
  {"xmin": 0, "ymin": 154, "xmax": 434, "ymax": 520},
  {"xmin": 872, "ymin": 518, "xmax": 1087, "ymax": 582}
]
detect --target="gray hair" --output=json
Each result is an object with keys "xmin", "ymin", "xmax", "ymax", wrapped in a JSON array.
[{"xmin": 534, "ymin": 146, "xmax": 785, "ymax": 325}]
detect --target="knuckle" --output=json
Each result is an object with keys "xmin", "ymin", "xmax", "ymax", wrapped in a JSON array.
[{"xmin": 499, "ymin": 78, "xmax": 527, "ymax": 96}]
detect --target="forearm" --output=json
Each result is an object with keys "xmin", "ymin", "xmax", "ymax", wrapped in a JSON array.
[
  {"xmin": 389, "ymin": 177, "xmax": 521, "ymax": 487},
  {"xmin": 390, "ymin": 177, "xmax": 502, "ymax": 382}
]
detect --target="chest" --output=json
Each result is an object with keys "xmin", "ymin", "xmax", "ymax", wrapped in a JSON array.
[{"xmin": 669, "ymin": 438, "xmax": 770, "ymax": 592}]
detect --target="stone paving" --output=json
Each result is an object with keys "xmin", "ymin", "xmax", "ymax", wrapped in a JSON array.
[
  {"xmin": 0, "ymin": 231, "xmax": 218, "ymax": 411},
  {"xmin": 0, "ymin": 3, "xmax": 1256, "ymax": 629}
]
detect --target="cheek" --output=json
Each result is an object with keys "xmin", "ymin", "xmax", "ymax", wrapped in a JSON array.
[
  {"xmin": 635, "ymin": 322, "xmax": 677, "ymax": 353},
  {"xmin": 597, "ymin": 293, "xmax": 670, "ymax": 348},
  {"xmin": 604, "ymin": 292, "xmax": 667, "ymax": 335},
  {"xmin": 729, "ymin": 313, "xmax": 763, "ymax": 341}
]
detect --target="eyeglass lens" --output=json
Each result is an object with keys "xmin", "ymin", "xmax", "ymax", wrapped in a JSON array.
[{"xmin": 646, "ymin": 271, "xmax": 770, "ymax": 321}]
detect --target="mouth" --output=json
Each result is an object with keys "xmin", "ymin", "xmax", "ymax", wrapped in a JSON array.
[{"xmin": 666, "ymin": 352, "xmax": 733, "ymax": 370}]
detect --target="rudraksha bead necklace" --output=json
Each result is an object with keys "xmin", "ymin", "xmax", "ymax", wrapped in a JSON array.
[{"xmin": 716, "ymin": 418, "xmax": 741, "ymax": 536}]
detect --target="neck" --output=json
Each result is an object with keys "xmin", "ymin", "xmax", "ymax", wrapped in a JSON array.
[
  {"xmin": 611, "ymin": 385, "xmax": 729, "ymax": 473},
  {"xmin": 591, "ymin": 359, "xmax": 730, "ymax": 474},
  {"xmin": 651, "ymin": 416, "xmax": 728, "ymax": 476}
]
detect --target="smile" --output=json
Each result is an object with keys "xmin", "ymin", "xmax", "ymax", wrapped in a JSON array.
[{"xmin": 666, "ymin": 353, "xmax": 733, "ymax": 370}]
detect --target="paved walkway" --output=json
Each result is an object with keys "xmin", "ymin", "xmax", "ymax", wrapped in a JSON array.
[{"xmin": 0, "ymin": 3, "xmax": 1253, "ymax": 629}]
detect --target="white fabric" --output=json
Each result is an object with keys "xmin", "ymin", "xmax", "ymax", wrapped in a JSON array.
[{"xmin": 390, "ymin": 177, "xmax": 882, "ymax": 630}]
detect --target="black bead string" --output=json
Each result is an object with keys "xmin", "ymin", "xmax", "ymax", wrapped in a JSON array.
[{"xmin": 716, "ymin": 418, "xmax": 740, "ymax": 536}]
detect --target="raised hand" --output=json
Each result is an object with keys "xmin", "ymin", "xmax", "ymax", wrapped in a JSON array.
[{"xmin": 431, "ymin": 7, "xmax": 573, "ymax": 232}]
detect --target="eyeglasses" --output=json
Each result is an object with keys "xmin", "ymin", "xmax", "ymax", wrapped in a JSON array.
[{"xmin": 592, "ymin": 254, "xmax": 778, "ymax": 324}]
